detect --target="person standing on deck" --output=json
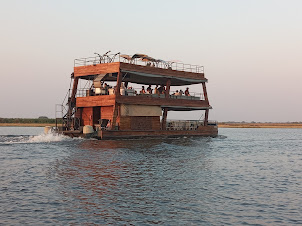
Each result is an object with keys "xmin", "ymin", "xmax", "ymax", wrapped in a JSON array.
[
  {"xmin": 154, "ymin": 85, "xmax": 159, "ymax": 94},
  {"xmin": 185, "ymin": 87, "xmax": 190, "ymax": 96},
  {"xmin": 104, "ymin": 83, "xmax": 109, "ymax": 95},
  {"xmin": 147, "ymin": 85, "xmax": 152, "ymax": 94},
  {"xmin": 140, "ymin": 86, "xmax": 146, "ymax": 94},
  {"xmin": 158, "ymin": 85, "xmax": 164, "ymax": 94}
]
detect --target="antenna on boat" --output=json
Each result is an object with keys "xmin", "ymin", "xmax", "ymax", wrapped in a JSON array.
[
  {"xmin": 111, "ymin": 52, "xmax": 120, "ymax": 62},
  {"xmin": 102, "ymin": 50, "xmax": 111, "ymax": 63},
  {"xmin": 94, "ymin": 52, "xmax": 102, "ymax": 64}
]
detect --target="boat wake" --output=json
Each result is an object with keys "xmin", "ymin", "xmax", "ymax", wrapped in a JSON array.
[
  {"xmin": 0, "ymin": 132, "xmax": 74, "ymax": 145},
  {"xmin": 28, "ymin": 132, "xmax": 72, "ymax": 143}
]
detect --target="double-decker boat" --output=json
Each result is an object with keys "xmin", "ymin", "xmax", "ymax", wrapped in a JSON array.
[{"xmin": 54, "ymin": 52, "xmax": 218, "ymax": 139}]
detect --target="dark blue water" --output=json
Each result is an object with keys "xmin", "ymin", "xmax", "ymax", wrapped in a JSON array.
[{"xmin": 0, "ymin": 127, "xmax": 301, "ymax": 225}]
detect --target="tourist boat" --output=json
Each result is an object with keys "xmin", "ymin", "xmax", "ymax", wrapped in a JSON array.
[{"xmin": 54, "ymin": 52, "xmax": 218, "ymax": 139}]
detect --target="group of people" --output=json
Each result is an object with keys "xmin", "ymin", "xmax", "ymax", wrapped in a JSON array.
[
  {"xmin": 94, "ymin": 82, "xmax": 111, "ymax": 95},
  {"xmin": 139, "ymin": 85, "xmax": 190, "ymax": 96},
  {"xmin": 91, "ymin": 81, "xmax": 191, "ymax": 97},
  {"xmin": 140, "ymin": 85, "xmax": 166, "ymax": 95},
  {"xmin": 172, "ymin": 87, "xmax": 190, "ymax": 96}
]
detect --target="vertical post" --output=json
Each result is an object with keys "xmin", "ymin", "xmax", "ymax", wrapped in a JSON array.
[
  {"xmin": 162, "ymin": 108, "xmax": 168, "ymax": 130},
  {"xmin": 202, "ymin": 82, "xmax": 208, "ymax": 102},
  {"xmin": 111, "ymin": 70, "xmax": 122, "ymax": 129},
  {"xmin": 204, "ymin": 109, "xmax": 209, "ymax": 126},
  {"xmin": 202, "ymin": 82, "xmax": 209, "ymax": 126},
  {"xmin": 165, "ymin": 78, "xmax": 171, "ymax": 98},
  {"xmin": 67, "ymin": 77, "xmax": 79, "ymax": 129},
  {"xmin": 161, "ymin": 78, "xmax": 171, "ymax": 130},
  {"xmin": 115, "ymin": 70, "xmax": 122, "ymax": 96}
]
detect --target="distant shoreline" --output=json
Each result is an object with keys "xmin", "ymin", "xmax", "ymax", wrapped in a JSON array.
[
  {"xmin": 0, "ymin": 123, "xmax": 56, "ymax": 127},
  {"xmin": 0, "ymin": 122, "xmax": 302, "ymax": 128},
  {"xmin": 218, "ymin": 123, "xmax": 302, "ymax": 128}
]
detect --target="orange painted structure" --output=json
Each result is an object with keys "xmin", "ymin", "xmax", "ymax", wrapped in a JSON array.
[{"xmin": 56, "ymin": 53, "xmax": 218, "ymax": 139}]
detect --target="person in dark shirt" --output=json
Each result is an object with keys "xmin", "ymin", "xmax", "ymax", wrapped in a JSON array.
[
  {"xmin": 140, "ymin": 86, "xmax": 146, "ymax": 94},
  {"xmin": 147, "ymin": 85, "xmax": 152, "ymax": 94},
  {"xmin": 185, "ymin": 87, "xmax": 190, "ymax": 96},
  {"xmin": 158, "ymin": 85, "xmax": 165, "ymax": 94}
]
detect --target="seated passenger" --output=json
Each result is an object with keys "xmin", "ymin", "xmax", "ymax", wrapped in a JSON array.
[
  {"xmin": 154, "ymin": 85, "xmax": 159, "ymax": 94},
  {"xmin": 120, "ymin": 82, "xmax": 126, "ymax": 95},
  {"xmin": 162, "ymin": 85, "xmax": 166, "ymax": 94},
  {"xmin": 106, "ymin": 120, "xmax": 111, "ymax": 129},
  {"xmin": 140, "ymin": 86, "xmax": 146, "ymax": 94},
  {"xmin": 185, "ymin": 87, "xmax": 190, "ymax": 96},
  {"xmin": 158, "ymin": 85, "xmax": 164, "ymax": 94},
  {"xmin": 104, "ymin": 83, "xmax": 109, "ymax": 95},
  {"xmin": 179, "ymin": 90, "xmax": 184, "ymax": 96},
  {"xmin": 147, "ymin": 85, "xmax": 152, "ymax": 94},
  {"xmin": 174, "ymin": 90, "xmax": 180, "ymax": 96}
]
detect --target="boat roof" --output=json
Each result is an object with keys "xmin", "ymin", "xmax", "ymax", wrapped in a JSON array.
[{"xmin": 73, "ymin": 53, "xmax": 207, "ymax": 86}]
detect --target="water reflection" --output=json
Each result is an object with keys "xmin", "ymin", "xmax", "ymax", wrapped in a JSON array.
[{"xmin": 51, "ymin": 137, "xmax": 214, "ymax": 224}]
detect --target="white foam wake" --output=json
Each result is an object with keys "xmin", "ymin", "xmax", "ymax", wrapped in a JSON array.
[{"xmin": 28, "ymin": 132, "xmax": 72, "ymax": 143}]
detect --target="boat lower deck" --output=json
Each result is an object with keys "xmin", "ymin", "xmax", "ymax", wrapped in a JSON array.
[{"xmin": 62, "ymin": 125, "xmax": 218, "ymax": 139}]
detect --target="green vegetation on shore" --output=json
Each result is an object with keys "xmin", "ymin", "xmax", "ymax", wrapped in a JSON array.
[
  {"xmin": 1, "ymin": 118, "xmax": 301, "ymax": 128},
  {"xmin": 0, "ymin": 118, "xmax": 61, "ymax": 124}
]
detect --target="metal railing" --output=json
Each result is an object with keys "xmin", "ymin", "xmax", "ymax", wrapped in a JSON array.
[
  {"xmin": 76, "ymin": 88, "xmax": 204, "ymax": 100},
  {"xmin": 74, "ymin": 53, "xmax": 204, "ymax": 74},
  {"xmin": 166, "ymin": 120, "xmax": 205, "ymax": 130},
  {"xmin": 166, "ymin": 120, "xmax": 218, "ymax": 130},
  {"xmin": 208, "ymin": 120, "xmax": 218, "ymax": 126}
]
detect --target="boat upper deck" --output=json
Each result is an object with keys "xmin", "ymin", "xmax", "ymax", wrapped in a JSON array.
[{"xmin": 73, "ymin": 53, "xmax": 207, "ymax": 86}]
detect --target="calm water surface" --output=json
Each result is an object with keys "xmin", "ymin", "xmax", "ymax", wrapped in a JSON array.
[{"xmin": 0, "ymin": 127, "xmax": 301, "ymax": 225}]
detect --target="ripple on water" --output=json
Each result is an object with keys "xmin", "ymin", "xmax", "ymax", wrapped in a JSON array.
[{"xmin": 0, "ymin": 128, "xmax": 302, "ymax": 225}]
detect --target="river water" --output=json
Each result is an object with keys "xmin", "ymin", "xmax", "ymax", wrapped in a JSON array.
[{"xmin": 0, "ymin": 127, "xmax": 301, "ymax": 225}]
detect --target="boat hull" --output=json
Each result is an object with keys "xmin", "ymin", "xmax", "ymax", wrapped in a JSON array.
[{"xmin": 62, "ymin": 125, "xmax": 218, "ymax": 140}]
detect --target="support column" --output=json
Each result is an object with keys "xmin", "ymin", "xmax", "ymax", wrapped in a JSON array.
[
  {"xmin": 202, "ymin": 82, "xmax": 208, "ymax": 102},
  {"xmin": 115, "ymin": 70, "xmax": 122, "ymax": 96},
  {"xmin": 161, "ymin": 78, "xmax": 171, "ymax": 130},
  {"xmin": 162, "ymin": 108, "xmax": 168, "ymax": 130},
  {"xmin": 67, "ymin": 77, "xmax": 79, "ymax": 129},
  {"xmin": 111, "ymin": 70, "xmax": 122, "ymax": 129},
  {"xmin": 202, "ymin": 82, "xmax": 209, "ymax": 126},
  {"xmin": 165, "ymin": 78, "xmax": 171, "ymax": 98},
  {"xmin": 204, "ymin": 109, "xmax": 209, "ymax": 126}
]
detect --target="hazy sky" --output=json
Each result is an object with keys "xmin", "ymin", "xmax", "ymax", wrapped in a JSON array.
[{"xmin": 1, "ymin": 0, "xmax": 301, "ymax": 122}]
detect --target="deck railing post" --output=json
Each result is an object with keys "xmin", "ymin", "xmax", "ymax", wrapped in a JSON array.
[
  {"xmin": 111, "ymin": 70, "xmax": 122, "ymax": 130},
  {"xmin": 162, "ymin": 108, "xmax": 168, "ymax": 130},
  {"xmin": 165, "ymin": 78, "xmax": 171, "ymax": 98}
]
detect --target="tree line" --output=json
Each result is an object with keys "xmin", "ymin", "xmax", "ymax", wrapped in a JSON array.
[{"xmin": 0, "ymin": 118, "xmax": 61, "ymax": 124}]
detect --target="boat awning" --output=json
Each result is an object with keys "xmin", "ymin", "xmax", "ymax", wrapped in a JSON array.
[
  {"xmin": 120, "ymin": 70, "xmax": 207, "ymax": 86},
  {"xmin": 162, "ymin": 106, "xmax": 213, "ymax": 111},
  {"xmin": 75, "ymin": 62, "xmax": 207, "ymax": 86}
]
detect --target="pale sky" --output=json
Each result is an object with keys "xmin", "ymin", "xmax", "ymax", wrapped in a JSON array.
[{"xmin": 0, "ymin": 0, "xmax": 301, "ymax": 122}]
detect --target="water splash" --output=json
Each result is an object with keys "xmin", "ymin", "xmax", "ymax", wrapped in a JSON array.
[
  {"xmin": 28, "ymin": 132, "xmax": 72, "ymax": 143},
  {"xmin": 0, "ymin": 132, "xmax": 74, "ymax": 144}
]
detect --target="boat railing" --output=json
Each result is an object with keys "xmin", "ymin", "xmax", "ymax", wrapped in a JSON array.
[
  {"xmin": 74, "ymin": 53, "xmax": 204, "ymax": 74},
  {"xmin": 76, "ymin": 88, "xmax": 204, "ymax": 100},
  {"xmin": 208, "ymin": 120, "xmax": 218, "ymax": 126},
  {"xmin": 166, "ymin": 120, "xmax": 204, "ymax": 130},
  {"xmin": 166, "ymin": 120, "xmax": 218, "ymax": 130}
]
